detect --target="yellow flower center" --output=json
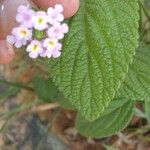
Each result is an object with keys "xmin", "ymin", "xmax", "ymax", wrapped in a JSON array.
[
  {"xmin": 32, "ymin": 45, "xmax": 38, "ymax": 51},
  {"xmin": 37, "ymin": 17, "xmax": 43, "ymax": 24},
  {"xmin": 48, "ymin": 41, "xmax": 55, "ymax": 46},
  {"xmin": 19, "ymin": 29, "xmax": 27, "ymax": 36}
]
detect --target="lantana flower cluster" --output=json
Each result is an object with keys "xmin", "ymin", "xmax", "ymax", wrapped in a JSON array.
[{"xmin": 7, "ymin": 4, "xmax": 69, "ymax": 59}]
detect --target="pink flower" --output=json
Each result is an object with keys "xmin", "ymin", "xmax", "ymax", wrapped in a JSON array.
[
  {"xmin": 43, "ymin": 38, "xmax": 58, "ymax": 49},
  {"xmin": 42, "ymin": 38, "xmax": 58, "ymax": 58},
  {"xmin": 51, "ymin": 43, "xmax": 62, "ymax": 58},
  {"xmin": 7, "ymin": 26, "xmax": 32, "ymax": 48},
  {"xmin": 40, "ymin": 50, "xmax": 47, "ymax": 58},
  {"xmin": 26, "ymin": 40, "xmax": 43, "ymax": 59},
  {"xmin": 12, "ymin": 26, "xmax": 32, "ymax": 41},
  {"xmin": 16, "ymin": 5, "xmax": 35, "ymax": 28},
  {"xmin": 47, "ymin": 4, "xmax": 64, "ymax": 25},
  {"xmin": 33, "ymin": 11, "xmax": 49, "ymax": 31},
  {"xmin": 7, "ymin": 35, "xmax": 24, "ymax": 48},
  {"xmin": 6, "ymin": 35, "xmax": 15, "ymax": 45},
  {"xmin": 47, "ymin": 23, "xmax": 69, "ymax": 40},
  {"xmin": 7, "ymin": 4, "xmax": 69, "ymax": 59},
  {"xmin": 45, "ymin": 42, "xmax": 62, "ymax": 58}
]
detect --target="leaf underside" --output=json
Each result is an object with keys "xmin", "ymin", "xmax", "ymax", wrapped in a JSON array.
[
  {"xmin": 76, "ymin": 98, "xmax": 134, "ymax": 138},
  {"xmin": 76, "ymin": 43, "xmax": 150, "ymax": 138},
  {"xmin": 49, "ymin": 0, "xmax": 139, "ymax": 120},
  {"xmin": 117, "ymin": 43, "xmax": 150, "ymax": 101}
]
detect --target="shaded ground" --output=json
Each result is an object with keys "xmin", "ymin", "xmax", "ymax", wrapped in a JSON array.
[{"xmin": 0, "ymin": 90, "xmax": 150, "ymax": 150}]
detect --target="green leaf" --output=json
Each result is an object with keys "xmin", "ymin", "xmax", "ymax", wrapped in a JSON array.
[
  {"xmin": 76, "ymin": 98, "xmax": 134, "ymax": 138},
  {"xmin": 117, "ymin": 43, "xmax": 150, "ymax": 101},
  {"xmin": 33, "ymin": 76, "xmax": 59, "ymax": 102},
  {"xmin": 49, "ymin": 0, "xmax": 139, "ymax": 120},
  {"xmin": 33, "ymin": 76, "xmax": 76, "ymax": 109},
  {"xmin": 57, "ymin": 97, "xmax": 76, "ymax": 110}
]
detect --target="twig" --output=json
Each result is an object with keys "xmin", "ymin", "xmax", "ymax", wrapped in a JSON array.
[
  {"xmin": 127, "ymin": 125, "xmax": 150, "ymax": 139},
  {"xmin": 21, "ymin": 102, "xmax": 60, "ymax": 115},
  {"xmin": 31, "ymin": 103, "xmax": 60, "ymax": 113},
  {"xmin": 0, "ymin": 79, "xmax": 34, "ymax": 91}
]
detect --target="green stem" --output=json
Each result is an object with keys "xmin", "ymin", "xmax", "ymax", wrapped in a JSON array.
[{"xmin": 0, "ymin": 79, "xmax": 34, "ymax": 91}]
